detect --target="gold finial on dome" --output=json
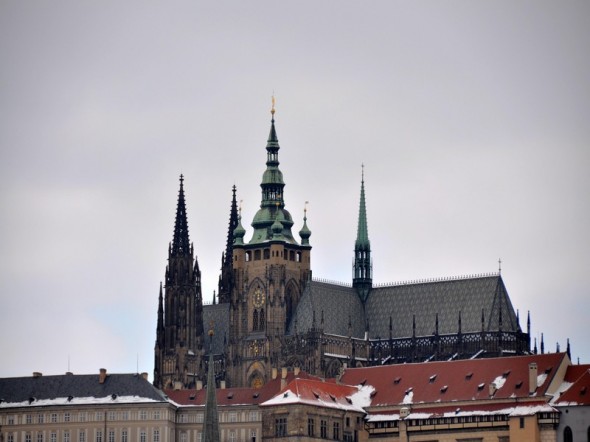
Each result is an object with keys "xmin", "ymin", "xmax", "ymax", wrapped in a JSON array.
[{"xmin": 271, "ymin": 94, "xmax": 276, "ymax": 117}]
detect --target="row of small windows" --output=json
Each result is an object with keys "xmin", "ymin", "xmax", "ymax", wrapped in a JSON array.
[
  {"xmin": 176, "ymin": 410, "xmax": 259, "ymax": 424},
  {"xmin": 179, "ymin": 429, "xmax": 256, "ymax": 442},
  {"xmin": 243, "ymin": 249, "xmax": 301, "ymax": 262},
  {"xmin": 5, "ymin": 429, "xmax": 159, "ymax": 442},
  {"xmin": 3, "ymin": 411, "xmax": 164, "ymax": 426},
  {"xmin": 303, "ymin": 416, "xmax": 358, "ymax": 440}
]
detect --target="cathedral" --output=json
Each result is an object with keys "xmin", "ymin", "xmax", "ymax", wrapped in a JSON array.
[{"xmin": 153, "ymin": 106, "xmax": 531, "ymax": 390}]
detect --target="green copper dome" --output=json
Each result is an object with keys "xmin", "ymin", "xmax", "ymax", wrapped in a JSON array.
[{"xmin": 248, "ymin": 114, "xmax": 299, "ymax": 245}]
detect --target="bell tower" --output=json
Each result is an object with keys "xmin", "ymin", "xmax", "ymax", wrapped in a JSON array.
[
  {"xmin": 227, "ymin": 100, "xmax": 311, "ymax": 388},
  {"xmin": 154, "ymin": 175, "xmax": 205, "ymax": 389}
]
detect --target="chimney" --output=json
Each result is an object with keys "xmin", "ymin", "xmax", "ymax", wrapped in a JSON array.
[
  {"xmin": 141, "ymin": 372, "xmax": 148, "ymax": 381},
  {"xmin": 400, "ymin": 407, "xmax": 410, "ymax": 418},
  {"xmin": 272, "ymin": 368, "xmax": 278, "ymax": 380},
  {"xmin": 220, "ymin": 380, "xmax": 226, "ymax": 390},
  {"xmin": 294, "ymin": 367, "xmax": 300, "ymax": 376},
  {"xmin": 99, "ymin": 368, "xmax": 107, "ymax": 384},
  {"xmin": 33, "ymin": 372, "xmax": 42, "ymax": 378},
  {"xmin": 196, "ymin": 380, "xmax": 203, "ymax": 391},
  {"xmin": 529, "ymin": 362, "xmax": 538, "ymax": 394},
  {"xmin": 173, "ymin": 381, "xmax": 183, "ymax": 391}
]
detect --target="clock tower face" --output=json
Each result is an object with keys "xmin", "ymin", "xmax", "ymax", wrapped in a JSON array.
[{"xmin": 252, "ymin": 288, "xmax": 264, "ymax": 308}]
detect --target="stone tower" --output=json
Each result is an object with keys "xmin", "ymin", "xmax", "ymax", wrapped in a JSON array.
[
  {"xmin": 154, "ymin": 175, "xmax": 205, "ymax": 389},
  {"xmin": 227, "ymin": 105, "xmax": 312, "ymax": 388}
]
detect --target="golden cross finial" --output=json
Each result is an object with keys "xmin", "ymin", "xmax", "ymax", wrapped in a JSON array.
[
  {"xmin": 304, "ymin": 201, "xmax": 309, "ymax": 216},
  {"xmin": 271, "ymin": 94, "xmax": 276, "ymax": 117}
]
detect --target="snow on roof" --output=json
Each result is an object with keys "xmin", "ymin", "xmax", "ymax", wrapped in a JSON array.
[{"xmin": 0, "ymin": 395, "xmax": 159, "ymax": 409}]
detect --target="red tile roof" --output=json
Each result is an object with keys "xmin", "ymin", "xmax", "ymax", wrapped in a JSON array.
[
  {"xmin": 555, "ymin": 368, "xmax": 590, "ymax": 405},
  {"xmin": 340, "ymin": 353, "xmax": 567, "ymax": 408},
  {"xmin": 260, "ymin": 378, "xmax": 369, "ymax": 411},
  {"xmin": 165, "ymin": 370, "xmax": 322, "ymax": 407}
]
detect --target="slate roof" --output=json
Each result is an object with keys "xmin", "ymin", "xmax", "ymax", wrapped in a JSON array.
[
  {"xmin": 289, "ymin": 274, "xmax": 520, "ymax": 340},
  {"xmin": 339, "ymin": 353, "xmax": 567, "ymax": 408},
  {"xmin": 203, "ymin": 303, "xmax": 230, "ymax": 354},
  {"xmin": 288, "ymin": 281, "xmax": 365, "ymax": 337},
  {"xmin": 366, "ymin": 274, "xmax": 519, "ymax": 338},
  {"xmin": 0, "ymin": 373, "xmax": 166, "ymax": 405}
]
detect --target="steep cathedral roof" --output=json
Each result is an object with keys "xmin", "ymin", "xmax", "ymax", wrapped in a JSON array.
[{"xmin": 289, "ymin": 274, "xmax": 520, "ymax": 340}]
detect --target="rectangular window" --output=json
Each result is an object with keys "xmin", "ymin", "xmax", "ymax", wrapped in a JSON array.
[
  {"xmin": 38, "ymin": 414, "xmax": 44, "ymax": 424},
  {"xmin": 153, "ymin": 430, "xmax": 159, "ymax": 442},
  {"xmin": 275, "ymin": 418, "xmax": 287, "ymax": 437},
  {"xmin": 79, "ymin": 431, "xmax": 85, "ymax": 442},
  {"xmin": 195, "ymin": 413, "xmax": 203, "ymax": 423},
  {"xmin": 96, "ymin": 431, "xmax": 102, "ymax": 442},
  {"xmin": 248, "ymin": 411, "xmax": 258, "ymax": 422},
  {"xmin": 153, "ymin": 411, "xmax": 160, "ymax": 420},
  {"xmin": 308, "ymin": 418, "xmax": 315, "ymax": 437},
  {"xmin": 64, "ymin": 431, "xmax": 70, "ymax": 442},
  {"xmin": 51, "ymin": 414, "xmax": 58, "ymax": 423},
  {"xmin": 121, "ymin": 430, "xmax": 128, "ymax": 442},
  {"xmin": 50, "ymin": 432, "xmax": 57, "ymax": 442},
  {"xmin": 249, "ymin": 430, "xmax": 256, "ymax": 442},
  {"xmin": 96, "ymin": 412, "xmax": 103, "ymax": 422},
  {"xmin": 140, "ymin": 411, "xmax": 148, "ymax": 421},
  {"xmin": 26, "ymin": 434, "xmax": 31, "ymax": 442},
  {"xmin": 108, "ymin": 412, "xmax": 116, "ymax": 421},
  {"xmin": 8, "ymin": 434, "xmax": 14, "ymax": 442},
  {"xmin": 321, "ymin": 420, "xmax": 328, "ymax": 439},
  {"xmin": 520, "ymin": 417, "xmax": 525, "ymax": 428},
  {"xmin": 228, "ymin": 431, "xmax": 236, "ymax": 442},
  {"xmin": 179, "ymin": 433, "xmax": 186, "ymax": 442},
  {"xmin": 228, "ymin": 412, "xmax": 237, "ymax": 423},
  {"xmin": 108, "ymin": 431, "xmax": 114, "ymax": 442},
  {"xmin": 37, "ymin": 433, "xmax": 44, "ymax": 442},
  {"xmin": 333, "ymin": 422, "xmax": 340, "ymax": 440},
  {"xmin": 26, "ymin": 415, "xmax": 32, "ymax": 424},
  {"xmin": 121, "ymin": 411, "xmax": 129, "ymax": 421},
  {"xmin": 64, "ymin": 413, "xmax": 71, "ymax": 423},
  {"xmin": 8, "ymin": 416, "xmax": 15, "ymax": 425},
  {"xmin": 79, "ymin": 413, "xmax": 86, "ymax": 423},
  {"xmin": 140, "ymin": 432, "xmax": 146, "ymax": 442}
]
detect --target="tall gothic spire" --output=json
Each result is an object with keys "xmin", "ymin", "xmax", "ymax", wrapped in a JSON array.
[
  {"xmin": 218, "ymin": 186, "xmax": 238, "ymax": 303},
  {"xmin": 202, "ymin": 331, "xmax": 220, "ymax": 442},
  {"xmin": 353, "ymin": 166, "xmax": 372, "ymax": 302},
  {"xmin": 171, "ymin": 175, "xmax": 190, "ymax": 256}
]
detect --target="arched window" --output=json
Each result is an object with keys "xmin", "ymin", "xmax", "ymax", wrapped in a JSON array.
[
  {"xmin": 259, "ymin": 309, "xmax": 265, "ymax": 329},
  {"xmin": 564, "ymin": 426, "xmax": 573, "ymax": 442}
]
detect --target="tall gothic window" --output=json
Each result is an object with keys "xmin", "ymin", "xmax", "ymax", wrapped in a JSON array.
[
  {"xmin": 253, "ymin": 310, "xmax": 259, "ymax": 331},
  {"xmin": 259, "ymin": 309, "xmax": 265, "ymax": 329},
  {"xmin": 564, "ymin": 426, "xmax": 573, "ymax": 442}
]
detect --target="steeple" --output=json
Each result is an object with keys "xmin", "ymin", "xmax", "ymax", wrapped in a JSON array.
[
  {"xmin": 353, "ymin": 165, "xmax": 372, "ymax": 302},
  {"xmin": 249, "ymin": 98, "xmax": 298, "ymax": 244},
  {"xmin": 171, "ymin": 175, "xmax": 190, "ymax": 256},
  {"xmin": 202, "ymin": 330, "xmax": 220, "ymax": 442},
  {"xmin": 218, "ymin": 186, "xmax": 238, "ymax": 303},
  {"xmin": 156, "ymin": 282, "xmax": 164, "ymax": 346}
]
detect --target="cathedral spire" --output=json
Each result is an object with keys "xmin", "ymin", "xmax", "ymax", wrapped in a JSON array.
[
  {"xmin": 218, "ymin": 186, "xmax": 239, "ymax": 303},
  {"xmin": 249, "ymin": 98, "xmax": 298, "ymax": 244},
  {"xmin": 353, "ymin": 165, "xmax": 372, "ymax": 301},
  {"xmin": 156, "ymin": 282, "xmax": 164, "ymax": 344},
  {"xmin": 171, "ymin": 174, "xmax": 190, "ymax": 256}
]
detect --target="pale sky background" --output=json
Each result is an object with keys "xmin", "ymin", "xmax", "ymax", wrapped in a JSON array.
[{"xmin": 1, "ymin": 1, "xmax": 589, "ymax": 379}]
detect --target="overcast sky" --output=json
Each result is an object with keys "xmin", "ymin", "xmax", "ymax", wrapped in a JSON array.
[{"xmin": 1, "ymin": 1, "xmax": 589, "ymax": 379}]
